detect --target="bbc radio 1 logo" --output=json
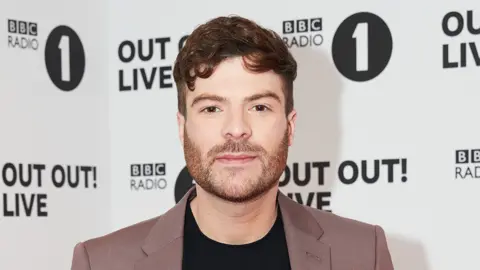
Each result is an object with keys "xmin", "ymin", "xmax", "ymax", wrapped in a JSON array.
[
  {"xmin": 455, "ymin": 149, "xmax": 480, "ymax": 179},
  {"xmin": 7, "ymin": 19, "xmax": 39, "ymax": 50},
  {"xmin": 332, "ymin": 12, "xmax": 393, "ymax": 82},
  {"xmin": 45, "ymin": 26, "xmax": 85, "ymax": 91},
  {"xmin": 130, "ymin": 163, "xmax": 168, "ymax": 191},
  {"xmin": 442, "ymin": 10, "xmax": 480, "ymax": 69},
  {"xmin": 282, "ymin": 18, "xmax": 323, "ymax": 48},
  {"xmin": 6, "ymin": 19, "xmax": 85, "ymax": 91}
]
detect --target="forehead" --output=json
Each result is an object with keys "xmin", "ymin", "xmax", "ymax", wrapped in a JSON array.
[{"xmin": 188, "ymin": 57, "xmax": 285, "ymax": 99}]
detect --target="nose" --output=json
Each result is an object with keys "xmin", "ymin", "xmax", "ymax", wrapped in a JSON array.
[{"xmin": 222, "ymin": 109, "xmax": 252, "ymax": 140}]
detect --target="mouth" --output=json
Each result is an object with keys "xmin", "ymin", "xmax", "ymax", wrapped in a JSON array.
[{"xmin": 215, "ymin": 153, "xmax": 257, "ymax": 164}]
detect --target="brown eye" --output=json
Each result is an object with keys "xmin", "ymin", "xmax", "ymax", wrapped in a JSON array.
[
  {"xmin": 203, "ymin": 106, "xmax": 220, "ymax": 113},
  {"xmin": 253, "ymin": 105, "xmax": 269, "ymax": 111}
]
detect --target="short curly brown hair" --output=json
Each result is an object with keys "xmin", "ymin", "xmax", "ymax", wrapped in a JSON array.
[{"xmin": 173, "ymin": 15, "xmax": 297, "ymax": 117}]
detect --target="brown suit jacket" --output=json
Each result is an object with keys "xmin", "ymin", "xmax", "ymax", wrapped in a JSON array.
[{"xmin": 71, "ymin": 187, "xmax": 394, "ymax": 270}]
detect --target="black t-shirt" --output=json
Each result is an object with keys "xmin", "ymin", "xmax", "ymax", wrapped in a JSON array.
[{"xmin": 182, "ymin": 201, "xmax": 291, "ymax": 270}]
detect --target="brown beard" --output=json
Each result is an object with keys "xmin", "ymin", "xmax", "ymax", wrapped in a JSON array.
[{"xmin": 183, "ymin": 127, "xmax": 289, "ymax": 203}]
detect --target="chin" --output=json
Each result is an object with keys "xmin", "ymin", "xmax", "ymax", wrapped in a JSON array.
[
  {"xmin": 215, "ymin": 189, "xmax": 264, "ymax": 203},
  {"xmin": 211, "ymin": 179, "xmax": 275, "ymax": 203}
]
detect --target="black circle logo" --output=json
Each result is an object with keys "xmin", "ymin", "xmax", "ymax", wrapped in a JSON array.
[
  {"xmin": 45, "ymin": 25, "xmax": 85, "ymax": 91},
  {"xmin": 174, "ymin": 166, "xmax": 195, "ymax": 203},
  {"xmin": 332, "ymin": 12, "xmax": 392, "ymax": 82}
]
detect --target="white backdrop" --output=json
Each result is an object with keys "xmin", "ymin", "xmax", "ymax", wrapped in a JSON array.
[
  {"xmin": 0, "ymin": 0, "xmax": 110, "ymax": 269},
  {"xmin": 2, "ymin": 0, "xmax": 480, "ymax": 269}
]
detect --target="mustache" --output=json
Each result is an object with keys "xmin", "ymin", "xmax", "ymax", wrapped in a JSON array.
[{"xmin": 207, "ymin": 140, "xmax": 266, "ymax": 157}]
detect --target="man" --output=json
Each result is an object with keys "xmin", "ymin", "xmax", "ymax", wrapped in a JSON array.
[{"xmin": 71, "ymin": 16, "xmax": 394, "ymax": 270}]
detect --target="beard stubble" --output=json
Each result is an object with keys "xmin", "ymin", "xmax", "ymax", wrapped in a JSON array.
[{"xmin": 183, "ymin": 127, "xmax": 289, "ymax": 203}]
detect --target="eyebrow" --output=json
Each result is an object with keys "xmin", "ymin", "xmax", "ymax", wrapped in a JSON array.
[
  {"xmin": 245, "ymin": 91, "xmax": 281, "ymax": 104},
  {"xmin": 190, "ymin": 90, "xmax": 282, "ymax": 107}
]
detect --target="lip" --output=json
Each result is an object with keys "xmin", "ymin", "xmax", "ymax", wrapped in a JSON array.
[{"xmin": 215, "ymin": 153, "xmax": 257, "ymax": 164}]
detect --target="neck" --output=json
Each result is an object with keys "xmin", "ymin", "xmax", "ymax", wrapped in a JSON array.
[{"xmin": 190, "ymin": 186, "xmax": 279, "ymax": 245}]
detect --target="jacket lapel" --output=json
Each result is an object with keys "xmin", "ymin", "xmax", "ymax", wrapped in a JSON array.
[
  {"xmin": 134, "ymin": 187, "xmax": 331, "ymax": 270},
  {"xmin": 134, "ymin": 187, "xmax": 195, "ymax": 270},
  {"xmin": 134, "ymin": 238, "xmax": 183, "ymax": 270},
  {"xmin": 278, "ymin": 192, "xmax": 331, "ymax": 270}
]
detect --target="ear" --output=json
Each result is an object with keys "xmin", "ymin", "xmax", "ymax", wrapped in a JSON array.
[
  {"xmin": 177, "ymin": 112, "xmax": 186, "ymax": 147},
  {"xmin": 286, "ymin": 109, "xmax": 297, "ymax": 146}
]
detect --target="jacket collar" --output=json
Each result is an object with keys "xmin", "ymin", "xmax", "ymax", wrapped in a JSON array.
[{"xmin": 135, "ymin": 186, "xmax": 331, "ymax": 270}]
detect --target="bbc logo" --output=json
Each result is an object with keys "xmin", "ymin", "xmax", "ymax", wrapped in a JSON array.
[
  {"xmin": 8, "ymin": 19, "xmax": 37, "ymax": 36},
  {"xmin": 131, "ymin": 163, "xmax": 166, "ymax": 177},
  {"xmin": 283, "ymin": 18, "xmax": 322, "ymax": 34},
  {"xmin": 455, "ymin": 149, "xmax": 480, "ymax": 164}
]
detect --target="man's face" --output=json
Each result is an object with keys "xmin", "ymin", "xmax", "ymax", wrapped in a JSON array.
[{"xmin": 177, "ymin": 57, "xmax": 296, "ymax": 203}]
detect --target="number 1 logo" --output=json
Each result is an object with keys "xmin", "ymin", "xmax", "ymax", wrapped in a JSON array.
[
  {"xmin": 58, "ymin": 35, "xmax": 71, "ymax": 82},
  {"xmin": 352, "ymin": 22, "xmax": 369, "ymax": 72},
  {"xmin": 45, "ymin": 25, "xmax": 85, "ymax": 91},
  {"xmin": 332, "ymin": 12, "xmax": 393, "ymax": 82}
]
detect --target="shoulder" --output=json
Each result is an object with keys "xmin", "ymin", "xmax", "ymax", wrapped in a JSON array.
[
  {"xmin": 280, "ymin": 197, "xmax": 393, "ymax": 268},
  {"xmin": 303, "ymin": 205, "xmax": 386, "ymax": 248},
  {"xmin": 309, "ymin": 206, "xmax": 377, "ymax": 232},
  {"xmin": 71, "ymin": 191, "xmax": 192, "ymax": 269},
  {"xmin": 305, "ymin": 206, "xmax": 392, "ymax": 266},
  {"xmin": 75, "ymin": 215, "xmax": 161, "ymax": 263}
]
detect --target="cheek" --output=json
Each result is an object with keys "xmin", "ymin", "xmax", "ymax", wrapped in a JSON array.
[
  {"xmin": 186, "ymin": 121, "xmax": 220, "ymax": 152},
  {"xmin": 251, "ymin": 118, "xmax": 287, "ymax": 148}
]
